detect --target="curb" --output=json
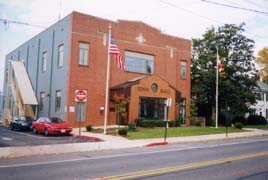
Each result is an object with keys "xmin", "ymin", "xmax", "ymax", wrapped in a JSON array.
[
  {"xmin": 76, "ymin": 135, "xmax": 104, "ymax": 142},
  {"xmin": 145, "ymin": 141, "xmax": 168, "ymax": 147}
]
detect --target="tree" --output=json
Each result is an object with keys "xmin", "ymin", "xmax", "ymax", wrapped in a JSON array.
[
  {"xmin": 191, "ymin": 23, "xmax": 258, "ymax": 122},
  {"xmin": 255, "ymin": 48, "xmax": 268, "ymax": 83}
]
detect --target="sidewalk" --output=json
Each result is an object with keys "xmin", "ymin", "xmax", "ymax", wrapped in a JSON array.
[{"xmin": 0, "ymin": 128, "xmax": 268, "ymax": 159}]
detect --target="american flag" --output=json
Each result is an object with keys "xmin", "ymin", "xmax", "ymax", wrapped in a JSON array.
[{"xmin": 110, "ymin": 38, "xmax": 124, "ymax": 70}]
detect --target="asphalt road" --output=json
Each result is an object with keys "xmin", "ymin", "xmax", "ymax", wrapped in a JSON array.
[
  {"xmin": 0, "ymin": 136, "xmax": 268, "ymax": 180},
  {"xmin": 0, "ymin": 126, "xmax": 94, "ymax": 147}
]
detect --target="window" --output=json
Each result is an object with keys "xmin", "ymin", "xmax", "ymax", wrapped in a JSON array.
[
  {"xmin": 125, "ymin": 51, "xmax": 154, "ymax": 74},
  {"xmin": 179, "ymin": 98, "xmax": 186, "ymax": 124},
  {"xmin": 57, "ymin": 44, "xmax": 64, "ymax": 67},
  {"xmin": 55, "ymin": 90, "xmax": 61, "ymax": 112},
  {"xmin": 257, "ymin": 92, "xmax": 264, "ymax": 101},
  {"xmin": 266, "ymin": 109, "xmax": 268, "ymax": 119},
  {"xmin": 40, "ymin": 92, "xmax": 45, "ymax": 111},
  {"xmin": 180, "ymin": 61, "xmax": 186, "ymax": 79},
  {"xmin": 42, "ymin": 52, "xmax": 47, "ymax": 72},
  {"xmin": 79, "ymin": 42, "xmax": 89, "ymax": 65},
  {"xmin": 266, "ymin": 93, "xmax": 268, "ymax": 101},
  {"xmin": 76, "ymin": 102, "xmax": 86, "ymax": 122}
]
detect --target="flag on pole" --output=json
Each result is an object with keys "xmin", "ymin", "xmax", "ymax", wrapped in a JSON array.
[
  {"xmin": 217, "ymin": 54, "xmax": 226, "ymax": 77},
  {"xmin": 110, "ymin": 38, "xmax": 124, "ymax": 70}
]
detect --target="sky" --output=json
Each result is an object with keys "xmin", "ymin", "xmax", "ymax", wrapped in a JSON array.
[{"xmin": 0, "ymin": 0, "xmax": 268, "ymax": 92}]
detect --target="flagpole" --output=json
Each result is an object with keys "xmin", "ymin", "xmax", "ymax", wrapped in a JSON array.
[
  {"xmin": 216, "ymin": 47, "xmax": 219, "ymax": 128},
  {"xmin": 104, "ymin": 24, "xmax": 112, "ymax": 134}
]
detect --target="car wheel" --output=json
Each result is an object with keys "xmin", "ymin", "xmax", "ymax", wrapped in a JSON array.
[
  {"xmin": 33, "ymin": 127, "xmax": 37, "ymax": 134},
  {"xmin": 10, "ymin": 124, "xmax": 14, "ymax": 131},
  {"xmin": 44, "ymin": 128, "xmax": 49, "ymax": 136}
]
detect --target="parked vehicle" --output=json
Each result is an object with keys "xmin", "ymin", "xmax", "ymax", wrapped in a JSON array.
[
  {"xmin": 10, "ymin": 116, "xmax": 34, "ymax": 131},
  {"xmin": 32, "ymin": 117, "xmax": 72, "ymax": 136}
]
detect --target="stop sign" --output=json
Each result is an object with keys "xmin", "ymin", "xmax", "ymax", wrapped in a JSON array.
[{"xmin": 75, "ymin": 90, "xmax": 87, "ymax": 102}]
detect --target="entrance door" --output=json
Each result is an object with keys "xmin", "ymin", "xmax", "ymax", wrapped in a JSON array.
[{"xmin": 139, "ymin": 97, "xmax": 165, "ymax": 120}]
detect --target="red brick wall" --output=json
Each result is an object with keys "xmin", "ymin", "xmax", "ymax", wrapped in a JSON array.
[{"xmin": 66, "ymin": 12, "xmax": 191, "ymax": 127}]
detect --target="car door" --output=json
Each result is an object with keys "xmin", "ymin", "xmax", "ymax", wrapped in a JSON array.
[{"xmin": 35, "ymin": 118, "xmax": 44, "ymax": 132}]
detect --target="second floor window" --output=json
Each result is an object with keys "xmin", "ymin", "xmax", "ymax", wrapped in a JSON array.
[
  {"xmin": 79, "ymin": 42, "xmax": 89, "ymax": 65},
  {"xmin": 180, "ymin": 61, "xmax": 186, "ymax": 79},
  {"xmin": 57, "ymin": 44, "xmax": 64, "ymax": 67},
  {"xmin": 42, "ymin": 52, "xmax": 47, "ymax": 72},
  {"xmin": 125, "ymin": 51, "xmax": 154, "ymax": 74}
]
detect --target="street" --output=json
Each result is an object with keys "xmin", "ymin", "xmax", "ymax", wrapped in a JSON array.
[
  {"xmin": 0, "ymin": 126, "xmax": 94, "ymax": 147},
  {"xmin": 0, "ymin": 136, "xmax": 267, "ymax": 180}
]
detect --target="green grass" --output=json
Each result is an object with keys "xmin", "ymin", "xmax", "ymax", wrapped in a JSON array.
[
  {"xmin": 127, "ymin": 127, "xmax": 246, "ymax": 140},
  {"xmin": 244, "ymin": 125, "xmax": 268, "ymax": 130}
]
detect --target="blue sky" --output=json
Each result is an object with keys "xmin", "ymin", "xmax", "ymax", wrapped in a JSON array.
[{"xmin": 0, "ymin": 0, "xmax": 268, "ymax": 92}]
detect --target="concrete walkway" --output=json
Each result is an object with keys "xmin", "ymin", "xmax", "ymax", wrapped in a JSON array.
[{"xmin": 1, "ymin": 128, "xmax": 268, "ymax": 159}]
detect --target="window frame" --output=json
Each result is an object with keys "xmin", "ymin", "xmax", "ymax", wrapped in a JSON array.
[
  {"xmin": 78, "ymin": 42, "xmax": 89, "ymax": 66},
  {"xmin": 180, "ymin": 60, "xmax": 187, "ymax": 80},
  {"xmin": 42, "ymin": 51, "xmax": 47, "ymax": 72},
  {"xmin": 40, "ymin": 92, "xmax": 45, "ymax": 111},
  {"xmin": 57, "ymin": 44, "xmax": 64, "ymax": 68},
  {"xmin": 55, "ymin": 90, "xmax": 61, "ymax": 112},
  {"xmin": 124, "ymin": 51, "xmax": 154, "ymax": 74},
  {"xmin": 76, "ymin": 102, "xmax": 86, "ymax": 122}
]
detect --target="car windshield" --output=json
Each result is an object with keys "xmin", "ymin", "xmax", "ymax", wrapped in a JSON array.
[
  {"xmin": 48, "ymin": 117, "xmax": 64, "ymax": 123},
  {"xmin": 20, "ymin": 116, "xmax": 33, "ymax": 122}
]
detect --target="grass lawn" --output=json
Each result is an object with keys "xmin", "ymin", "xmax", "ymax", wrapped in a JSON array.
[
  {"xmin": 127, "ymin": 127, "xmax": 246, "ymax": 140},
  {"xmin": 244, "ymin": 125, "xmax": 268, "ymax": 130}
]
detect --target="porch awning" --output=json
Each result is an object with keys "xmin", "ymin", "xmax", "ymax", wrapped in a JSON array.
[{"xmin": 11, "ymin": 61, "xmax": 38, "ymax": 105}]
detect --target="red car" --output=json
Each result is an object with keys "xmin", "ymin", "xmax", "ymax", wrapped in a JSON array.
[{"xmin": 32, "ymin": 117, "xmax": 72, "ymax": 136}]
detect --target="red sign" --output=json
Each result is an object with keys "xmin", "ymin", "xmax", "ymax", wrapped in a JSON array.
[{"xmin": 75, "ymin": 90, "xmax": 87, "ymax": 102}]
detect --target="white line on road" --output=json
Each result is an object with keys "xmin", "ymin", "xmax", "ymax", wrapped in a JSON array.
[
  {"xmin": 0, "ymin": 138, "xmax": 268, "ymax": 169},
  {"xmin": 7, "ymin": 131, "xmax": 46, "ymax": 139}
]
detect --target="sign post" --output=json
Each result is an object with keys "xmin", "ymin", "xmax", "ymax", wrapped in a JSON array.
[
  {"xmin": 75, "ymin": 90, "xmax": 87, "ymax": 135},
  {"xmin": 164, "ymin": 98, "xmax": 172, "ymax": 142}
]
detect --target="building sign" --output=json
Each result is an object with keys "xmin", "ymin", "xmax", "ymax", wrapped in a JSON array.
[
  {"xmin": 75, "ymin": 90, "xmax": 87, "ymax": 102},
  {"xmin": 137, "ymin": 87, "xmax": 149, "ymax": 91}
]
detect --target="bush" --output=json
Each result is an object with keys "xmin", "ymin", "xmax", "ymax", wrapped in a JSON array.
[
  {"xmin": 85, "ymin": 125, "xmax": 92, "ymax": 132},
  {"xmin": 247, "ymin": 115, "xmax": 268, "ymax": 125},
  {"xmin": 232, "ymin": 116, "xmax": 247, "ymax": 125},
  {"xmin": 234, "ymin": 122, "xmax": 243, "ymax": 129},
  {"xmin": 128, "ymin": 124, "xmax": 136, "ymax": 132},
  {"xmin": 118, "ymin": 127, "xmax": 128, "ymax": 136}
]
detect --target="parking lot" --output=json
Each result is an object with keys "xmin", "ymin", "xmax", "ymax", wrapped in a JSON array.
[{"xmin": 0, "ymin": 126, "xmax": 94, "ymax": 147}]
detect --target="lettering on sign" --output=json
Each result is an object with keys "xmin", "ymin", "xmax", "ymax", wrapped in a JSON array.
[
  {"xmin": 75, "ymin": 90, "xmax": 87, "ymax": 102},
  {"xmin": 137, "ymin": 87, "xmax": 149, "ymax": 91},
  {"xmin": 160, "ymin": 89, "xmax": 171, "ymax": 94}
]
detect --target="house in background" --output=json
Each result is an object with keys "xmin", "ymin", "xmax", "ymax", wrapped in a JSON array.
[
  {"xmin": 250, "ymin": 81, "xmax": 268, "ymax": 121},
  {"xmin": 3, "ymin": 11, "xmax": 191, "ymax": 128}
]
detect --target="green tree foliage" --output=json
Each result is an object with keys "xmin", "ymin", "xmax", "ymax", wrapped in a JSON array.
[
  {"xmin": 191, "ymin": 23, "xmax": 257, "ymax": 119},
  {"xmin": 255, "ymin": 48, "xmax": 268, "ymax": 83}
]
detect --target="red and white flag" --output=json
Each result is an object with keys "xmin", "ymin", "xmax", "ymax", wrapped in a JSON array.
[{"xmin": 110, "ymin": 38, "xmax": 124, "ymax": 70}]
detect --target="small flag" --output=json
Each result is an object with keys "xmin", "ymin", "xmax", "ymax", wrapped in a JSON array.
[
  {"xmin": 217, "ymin": 54, "xmax": 226, "ymax": 77},
  {"xmin": 110, "ymin": 38, "xmax": 124, "ymax": 70}
]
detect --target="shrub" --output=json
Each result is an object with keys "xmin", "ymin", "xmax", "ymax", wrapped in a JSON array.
[
  {"xmin": 247, "ymin": 115, "xmax": 268, "ymax": 125},
  {"xmin": 85, "ymin": 124, "xmax": 92, "ymax": 132},
  {"xmin": 118, "ymin": 127, "xmax": 128, "ymax": 136},
  {"xmin": 195, "ymin": 121, "xmax": 202, "ymax": 126},
  {"xmin": 232, "ymin": 116, "xmax": 247, "ymax": 125},
  {"xmin": 128, "ymin": 124, "xmax": 136, "ymax": 132},
  {"xmin": 234, "ymin": 122, "xmax": 243, "ymax": 129}
]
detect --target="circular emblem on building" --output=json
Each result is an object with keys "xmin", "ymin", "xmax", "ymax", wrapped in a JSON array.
[{"xmin": 151, "ymin": 83, "xmax": 158, "ymax": 93}]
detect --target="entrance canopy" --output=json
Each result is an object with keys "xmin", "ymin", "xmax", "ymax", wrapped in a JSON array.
[{"xmin": 111, "ymin": 75, "xmax": 181, "ymax": 123}]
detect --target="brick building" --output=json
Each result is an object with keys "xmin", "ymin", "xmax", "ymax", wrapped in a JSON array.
[{"xmin": 3, "ymin": 11, "xmax": 191, "ymax": 128}]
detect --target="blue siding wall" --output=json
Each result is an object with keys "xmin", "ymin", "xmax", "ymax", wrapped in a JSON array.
[{"xmin": 3, "ymin": 15, "xmax": 71, "ymax": 120}]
